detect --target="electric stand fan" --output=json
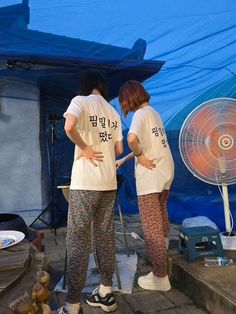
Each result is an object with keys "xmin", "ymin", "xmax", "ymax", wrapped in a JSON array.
[{"xmin": 179, "ymin": 97, "xmax": 236, "ymax": 250}]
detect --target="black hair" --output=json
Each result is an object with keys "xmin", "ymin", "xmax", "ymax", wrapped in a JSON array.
[{"xmin": 78, "ymin": 70, "xmax": 109, "ymax": 101}]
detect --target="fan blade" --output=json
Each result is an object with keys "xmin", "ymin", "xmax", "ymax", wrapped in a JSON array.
[
  {"xmin": 189, "ymin": 106, "xmax": 219, "ymax": 138},
  {"xmin": 186, "ymin": 145, "xmax": 217, "ymax": 179}
]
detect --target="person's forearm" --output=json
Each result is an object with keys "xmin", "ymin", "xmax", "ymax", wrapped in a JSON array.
[
  {"xmin": 127, "ymin": 133, "xmax": 142, "ymax": 156},
  {"xmin": 65, "ymin": 128, "xmax": 88, "ymax": 150},
  {"xmin": 64, "ymin": 114, "xmax": 88, "ymax": 149},
  {"xmin": 117, "ymin": 152, "xmax": 133, "ymax": 164},
  {"xmin": 114, "ymin": 141, "xmax": 124, "ymax": 157},
  {"xmin": 116, "ymin": 152, "xmax": 134, "ymax": 169},
  {"xmin": 123, "ymin": 152, "xmax": 134, "ymax": 162},
  {"xmin": 128, "ymin": 141, "xmax": 142, "ymax": 157}
]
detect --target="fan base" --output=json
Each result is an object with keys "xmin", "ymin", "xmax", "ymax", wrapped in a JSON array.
[{"xmin": 220, "ymin": 232, "xmax": 236, "ymax": 250}]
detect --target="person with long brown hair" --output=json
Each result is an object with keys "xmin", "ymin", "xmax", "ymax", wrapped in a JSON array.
[{"xmin": 118, "ymin": 80, "xmax": 174, "ymax": 291}]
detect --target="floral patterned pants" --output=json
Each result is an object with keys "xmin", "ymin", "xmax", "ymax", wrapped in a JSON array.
[
  {"xmin": 66, "ymin": 189, "xmax": 116, "ymax": 303},
  {"xmin": 138, "ymin": 190, "xmax": 170, "ymax": 278}
]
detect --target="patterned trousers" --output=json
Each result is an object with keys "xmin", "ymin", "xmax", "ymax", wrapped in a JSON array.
[
  {"xmin": 138, "ymin": 190, "xmax": 170, "ymax": 278},
  {"xmin": 66, "ymin": 189, "xmax": 116, "ymax": 303}
]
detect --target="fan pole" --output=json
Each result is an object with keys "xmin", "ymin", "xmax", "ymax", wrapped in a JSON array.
[{"xmin": 222, "ymin": 183, "xmax": 231, "ymax": 234}]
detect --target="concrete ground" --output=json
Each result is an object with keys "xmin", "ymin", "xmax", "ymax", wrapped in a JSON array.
[
  {"xmin": 169, "ymin": 248, "xmax": 236, "ymax": 314},
  {"xmin": 43, "ymin": 214, "xmax": 207, "ymax": 314}
]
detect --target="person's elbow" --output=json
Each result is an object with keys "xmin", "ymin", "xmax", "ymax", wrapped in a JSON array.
[
  {"xmin": 64, "ymin": 115, "xmax": 77, "ymax": 135},
  {"xmin": 64, "ymin": 123, "xmax": 72, "ymax": 133},
  {"xmin": 115, "ymin": 142, "xmax": 124, "ymax": 157},
  {"xmin": 116, "ymin": 147, "xmax": 124, "ymax": 157},
  {"xmin": 64, "ymin": 124, "xmax": 75, "ymax": 138},
  {"xmin": 127, "ymin": 133, "xmax": 137, "ymax": 147}
]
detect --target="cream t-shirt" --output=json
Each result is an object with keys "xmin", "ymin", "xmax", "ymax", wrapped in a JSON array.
[
  {"xmin": 64, "ymin": 94, "xmax": 123, "ymax": 191},
  {"xmin": 129, "ymin": 106, "xmax": 174, "ymax": 195}
]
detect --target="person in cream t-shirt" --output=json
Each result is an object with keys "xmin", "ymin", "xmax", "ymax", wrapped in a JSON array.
[
  {"xmin": 118, "ymin": 80, "xmax": 174, "ymax": 293},
  {"xmin": 129, "ymin": 105, "xmax": 174, "ymax": 195},
  {"xmin": 58, "ymin": 71, "xmax": 123, "ymax": 314},
  {"xmin": 67, "ymin": 94, "xmax": 121, "ymax": 191}
]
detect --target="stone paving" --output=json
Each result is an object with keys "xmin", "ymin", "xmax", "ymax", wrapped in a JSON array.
[{"xmin": 44, "ymin": 214, "xmax": 207, "ymax": 314}]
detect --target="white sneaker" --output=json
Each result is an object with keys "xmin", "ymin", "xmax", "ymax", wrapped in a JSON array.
[{"xmin": 138, "ymin": 272, "xmax": 171, "ymax": 291}]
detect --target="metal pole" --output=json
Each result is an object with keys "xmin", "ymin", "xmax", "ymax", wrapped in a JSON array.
[{"xmin": 222, "ymin": 183, "xmax": 231, "ymax": 234}]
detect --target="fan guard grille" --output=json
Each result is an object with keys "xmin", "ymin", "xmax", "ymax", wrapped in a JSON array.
[{"xmin": 179, "ymin": 98, "xmax": 236, "ymax": 185}]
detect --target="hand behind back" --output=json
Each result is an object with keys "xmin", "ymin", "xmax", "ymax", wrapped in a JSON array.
[{"xmin": 77, "ymin": 145, "xmax": 104, "ymax": 167}]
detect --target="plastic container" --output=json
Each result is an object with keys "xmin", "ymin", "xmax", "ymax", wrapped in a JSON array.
[{"xmin": 204, "ymin": 256, "xmax": 233, "ymax": 267}]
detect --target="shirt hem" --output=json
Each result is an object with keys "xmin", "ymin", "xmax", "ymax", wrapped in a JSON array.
[
  {"xmin": 70, "ymin": 185, "xmax": 117, "ymax": 191},
  {"xmin": 137, "ymin": 188, "xmax": 170, "ymax": 196}
]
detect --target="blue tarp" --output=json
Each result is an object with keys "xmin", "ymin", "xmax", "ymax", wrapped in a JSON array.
[{"xmin": 1, "ymin": 0, "xmax": 236, "ymax": 230}]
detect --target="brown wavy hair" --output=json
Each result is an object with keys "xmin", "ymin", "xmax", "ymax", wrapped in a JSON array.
[{"xmin": 118, "ymin": 80, "xmax": 150, "ymax": 117}]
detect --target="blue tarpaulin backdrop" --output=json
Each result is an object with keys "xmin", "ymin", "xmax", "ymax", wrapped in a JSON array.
[{"xmin": 0, "ymin": 0, "xmax": 236, "ymax": 230}]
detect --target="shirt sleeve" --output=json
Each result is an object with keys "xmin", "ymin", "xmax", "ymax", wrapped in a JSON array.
[
  {"xmin": 114, "ymin": 114, "xmax": 123, "ymax": 142},
  {"xmin": 63, "ymin": 96, "xmax": 84, "ymax": 118},
  {"xmin": 128, "ymin": 111, "xmax": 141, "ymax": 137}
]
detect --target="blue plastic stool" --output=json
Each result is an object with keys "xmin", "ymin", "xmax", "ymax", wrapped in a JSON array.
[{"xmin": 178, "ymin": 226, "xmax": 224, "ymax": 262}]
